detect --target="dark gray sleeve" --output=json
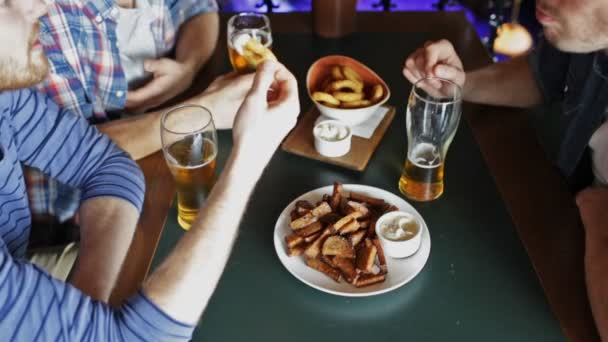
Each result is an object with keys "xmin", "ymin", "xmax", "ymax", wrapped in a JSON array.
[{"xmin": 528, "ymin": 37, "xmax": 571, "ymax": 104}]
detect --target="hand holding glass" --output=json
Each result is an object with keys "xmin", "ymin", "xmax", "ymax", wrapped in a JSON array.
[
  {"xmin": 399, "ymin": 77, "xmax": 462, "ymax": 201},
  {"xmin": 161, "ymin": 105, "xmax": 218, "ymax": 230}
]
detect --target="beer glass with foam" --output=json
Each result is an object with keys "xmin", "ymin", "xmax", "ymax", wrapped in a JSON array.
[
  {"xmin": 161, "ymin": 105, "xmax": 218, "ymax": 230},
  {"xmin": 399, "ymin": 77, "xmax": 462, "ymax": 201},
  {"xmin": 227, "ymin": 13, "xmax": 273, "ymax": 74}
]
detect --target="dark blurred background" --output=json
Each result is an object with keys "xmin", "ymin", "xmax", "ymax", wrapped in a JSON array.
[{"xmin": 217, "ymin": 0, "xmax": 542, "ymax": 60}]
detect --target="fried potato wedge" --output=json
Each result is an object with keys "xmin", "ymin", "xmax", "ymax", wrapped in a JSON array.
[{"xmin": 322, "ymin": 235, "xmax": 355, "ymax": 258}]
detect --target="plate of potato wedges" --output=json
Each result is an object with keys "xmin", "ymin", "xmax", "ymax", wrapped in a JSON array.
[{"xmin": 274, "ymin": 183, "xmax": 431, "ymax": 297}]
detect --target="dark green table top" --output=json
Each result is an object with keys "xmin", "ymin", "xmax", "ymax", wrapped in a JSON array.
[{"xmin": 151, "ymin": 32, "xmax": 564, "ymax": 341}]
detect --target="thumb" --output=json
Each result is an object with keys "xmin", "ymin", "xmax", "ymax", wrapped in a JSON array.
[
  {"xmin": 143, "ymin": 59, "xmax": 162, "ymax": 73},
  {"xmin": 249, "ymin": 60, "xmax": 279, "ymax": 97}
]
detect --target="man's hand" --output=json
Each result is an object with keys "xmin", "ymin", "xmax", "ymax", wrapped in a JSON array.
[
  {"xmin": 232, "ymin": 61, "xmax": 300, "ymax": 169},
  {"xmin": 126, "ymin": 58, "xmax": 195, "ymax": 113},
  {"xmin": 403, "ymin": 39, "xmax": 465, "ymax": 89},
  {"xmin": 196, "ymin": 72, "xmax": 256, "ymax": 129}
]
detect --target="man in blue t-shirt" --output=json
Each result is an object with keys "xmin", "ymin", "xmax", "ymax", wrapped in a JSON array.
[
  {"xmin": 402, "ymin": 0, "xmax": 608, "ymax": 339},
  {"xmin": 0, "ymin": 1, "xmax": 300, "ymax": 340}
]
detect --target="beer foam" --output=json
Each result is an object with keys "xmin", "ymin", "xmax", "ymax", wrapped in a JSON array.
[
  {"xmin": 232, "ymin": 32, "xmax": 253, "ymax": 55},
  {"xmin": 410, "ymin": 143, "xmax": 441, "ymax": 168}
]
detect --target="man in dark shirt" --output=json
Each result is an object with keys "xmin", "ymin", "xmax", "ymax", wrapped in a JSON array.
[{"xmin": 402, "ymin": 0, "xmax": 608, "ymax": 338}]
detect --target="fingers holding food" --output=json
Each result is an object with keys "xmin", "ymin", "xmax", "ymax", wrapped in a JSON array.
[{"xmin": 242, "ymin": 38, "xmax": 277, "ymax": 68}]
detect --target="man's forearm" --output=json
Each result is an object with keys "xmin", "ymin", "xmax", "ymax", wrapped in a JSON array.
[
  {"xmin": 464, "ymin": 55, "xmax": 543, "ymax": 107},
  {"xmin": 176, "ymin": 12, "xmax": 219, "ymax": 74},
  {"xmin": 69, "ymin": 197, "xmax": 140, "ymax": 302},
  {"xmin": 578, "ymin": 188, "xmax": 608, "ymax": 340},
  {"xmin": 585, "ymin": 236, "xmax": 608, "ymax": 341},
  {"xmin": 96, "ymin": 94, "xmax": 218, "ymax": 160},
  {"xmin": 142, "ymin": 143, "xmax": 264, "ymax": 324}
]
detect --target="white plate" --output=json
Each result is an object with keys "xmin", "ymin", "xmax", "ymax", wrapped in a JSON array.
[{"xmin": 273, "ymin": 184, "xmax": 431, "ymax": 297}]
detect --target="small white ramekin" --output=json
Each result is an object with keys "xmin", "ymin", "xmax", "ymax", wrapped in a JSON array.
[
  {"xmin": 375, "ymin": 211, "xmax": 422, "ymax": 259},
  {"xmin": 313, "ymin": 120, "xmax": 352, "ymax": 158}
]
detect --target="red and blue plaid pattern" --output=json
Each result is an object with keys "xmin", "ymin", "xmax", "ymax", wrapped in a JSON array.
[{"xmin": 29, "ymin": 0, "xmax": 218, "ymax": 221}]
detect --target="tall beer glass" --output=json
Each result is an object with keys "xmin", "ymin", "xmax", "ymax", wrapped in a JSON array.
[
  {"xmin": 227, "ymin": 12, "xmax": 273, "ymax": 74},
  {"xmin": 161, "ymin": 105, "xmax": 218, "ymax": 230},
  {"xmin": 399, "ymin": 77, "xmax": 462, "ymax": 201}
]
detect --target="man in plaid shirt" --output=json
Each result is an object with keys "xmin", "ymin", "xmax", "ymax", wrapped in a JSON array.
[{"xmin": 32, "ymin": 0, "xmax": 254, "ymax": 225}]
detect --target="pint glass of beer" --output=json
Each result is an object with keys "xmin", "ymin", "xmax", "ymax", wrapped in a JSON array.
[
  {"xmin": 399, "ymin": 77, "xmax": 462, "ymax": 201},
  {"xmin": 161, "ymin": 105, "xmax": 218, "ymax": 230},
  {"xmin": 227, "ymin": 12, "xmax": 273, "ymax": 73}
]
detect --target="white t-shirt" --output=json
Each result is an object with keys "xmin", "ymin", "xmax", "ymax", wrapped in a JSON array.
[
  {"xmin": 589, "ymin": 109, "xmax": 608, "ymax": 186},
  {"xmin": 116, "ymin": 0, "xmax": 157, "ymax": 89}
]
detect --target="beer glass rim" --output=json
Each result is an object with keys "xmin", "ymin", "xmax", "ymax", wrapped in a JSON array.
[
  {"xmin": 161, "ymin": 104, "xmax": 215, "ymax": 136},
  {"xmin": 412, "ymin": 77, "xmax": 462, "ymax": 105},
  {"xmin": 228, "ymin": 12, "xmax": 271, "ymax": 31}
]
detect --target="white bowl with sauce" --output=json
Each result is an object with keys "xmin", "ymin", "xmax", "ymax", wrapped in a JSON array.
[
  {"xmin": 313, "ymin": 120, "xmax": 352, "ymax": 157},
  {"xmin": 375, "ymin": 211, "xmax": 422, "ymax": 258}
]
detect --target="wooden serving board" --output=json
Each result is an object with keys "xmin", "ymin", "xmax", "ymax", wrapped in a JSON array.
[{"xmin": 281, "ymin": 105, "xmax": 396, "ymax": 171}]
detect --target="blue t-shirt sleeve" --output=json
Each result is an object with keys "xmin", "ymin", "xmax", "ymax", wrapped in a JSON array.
[
  {"xmin": 7, "ymin": 88, "xmax": 145, "ymax": 212},
  {"xmin": 169, "ymin": 0, "xmax": 218, "ymax": 25},
  {"xmin": 0, "ymin": 243, "xmax": 194, "ymax": 341},
  {"xmin": 528, "ymin": 37, "xmax": 571, "ymax": 104}
]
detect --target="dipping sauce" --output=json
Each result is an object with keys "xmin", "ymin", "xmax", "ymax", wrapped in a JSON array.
[
  {"xmin": 314, "ymin": 121, "xmax": 349, "ymax": 141},
  {"xmin": 380, "ymin": 213, "xmax": 420, "ymax": 241}
]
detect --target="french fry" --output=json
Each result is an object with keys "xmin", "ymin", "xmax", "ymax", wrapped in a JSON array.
[
  {"xmin": 306, "ymin": 258, "xmax": 341, "ymax": 282},
  {"xmin": 295, "ymin": 221, "xmax": 323, "ymax": 237},
  {"xmin": 330, "ymin": 182, "xmax": 343, "ymax": 212},
  {"xmin": 356, "ymin": 243, "xmax": 377, "ymax": 273},
  {"xmin": 285, "ymin": 233, "xmax": 304, "ymax": 248},
  {"xmin": 354, "ymin": 273, "xmax": 386, "ymax": 288},
  {"xmin": 349, "ymin": 192, "xmax": 386, "ymax": 207},
  {"xmin": 290, "ymin": 202, "xmax": 331, "ymax": 230},
  {"xmin": 372, "ymin": 238, "xmax": 388, "ymax": 274},
  {"xmin": 322, "ymin": 236, "xmax": 355, "ymax": 258},
  {"xmin": 334, "ymin": 256, "xmax": 358, "ymax": 284},
  {"xmin": 345, "ymin": 201, "xmax": 370, "ymax": 219},
  {"xmin": 348, "ymin": 230, "xmax": 367, "ymax": 247},
  {"xmin": 287, "ymin": 245, "xmax": 306, "ymax": 257},
  {"xmin": 320, "ymin": 213, "xmax": 342, "ymax": 225},
  {"xmin": 332, "ymin": 212, "xmax": 363, "ymax": 232},
  {"xmin": 338, "ymin": 219, "xmax": 360, "ymax": 235},
  {"xmin": 304, "ymin": 228, "xmax": 332, "ymax": 258},
  {"xmin": 304, "ymin": 231, "xmax": 322, "ymax": 243}
]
